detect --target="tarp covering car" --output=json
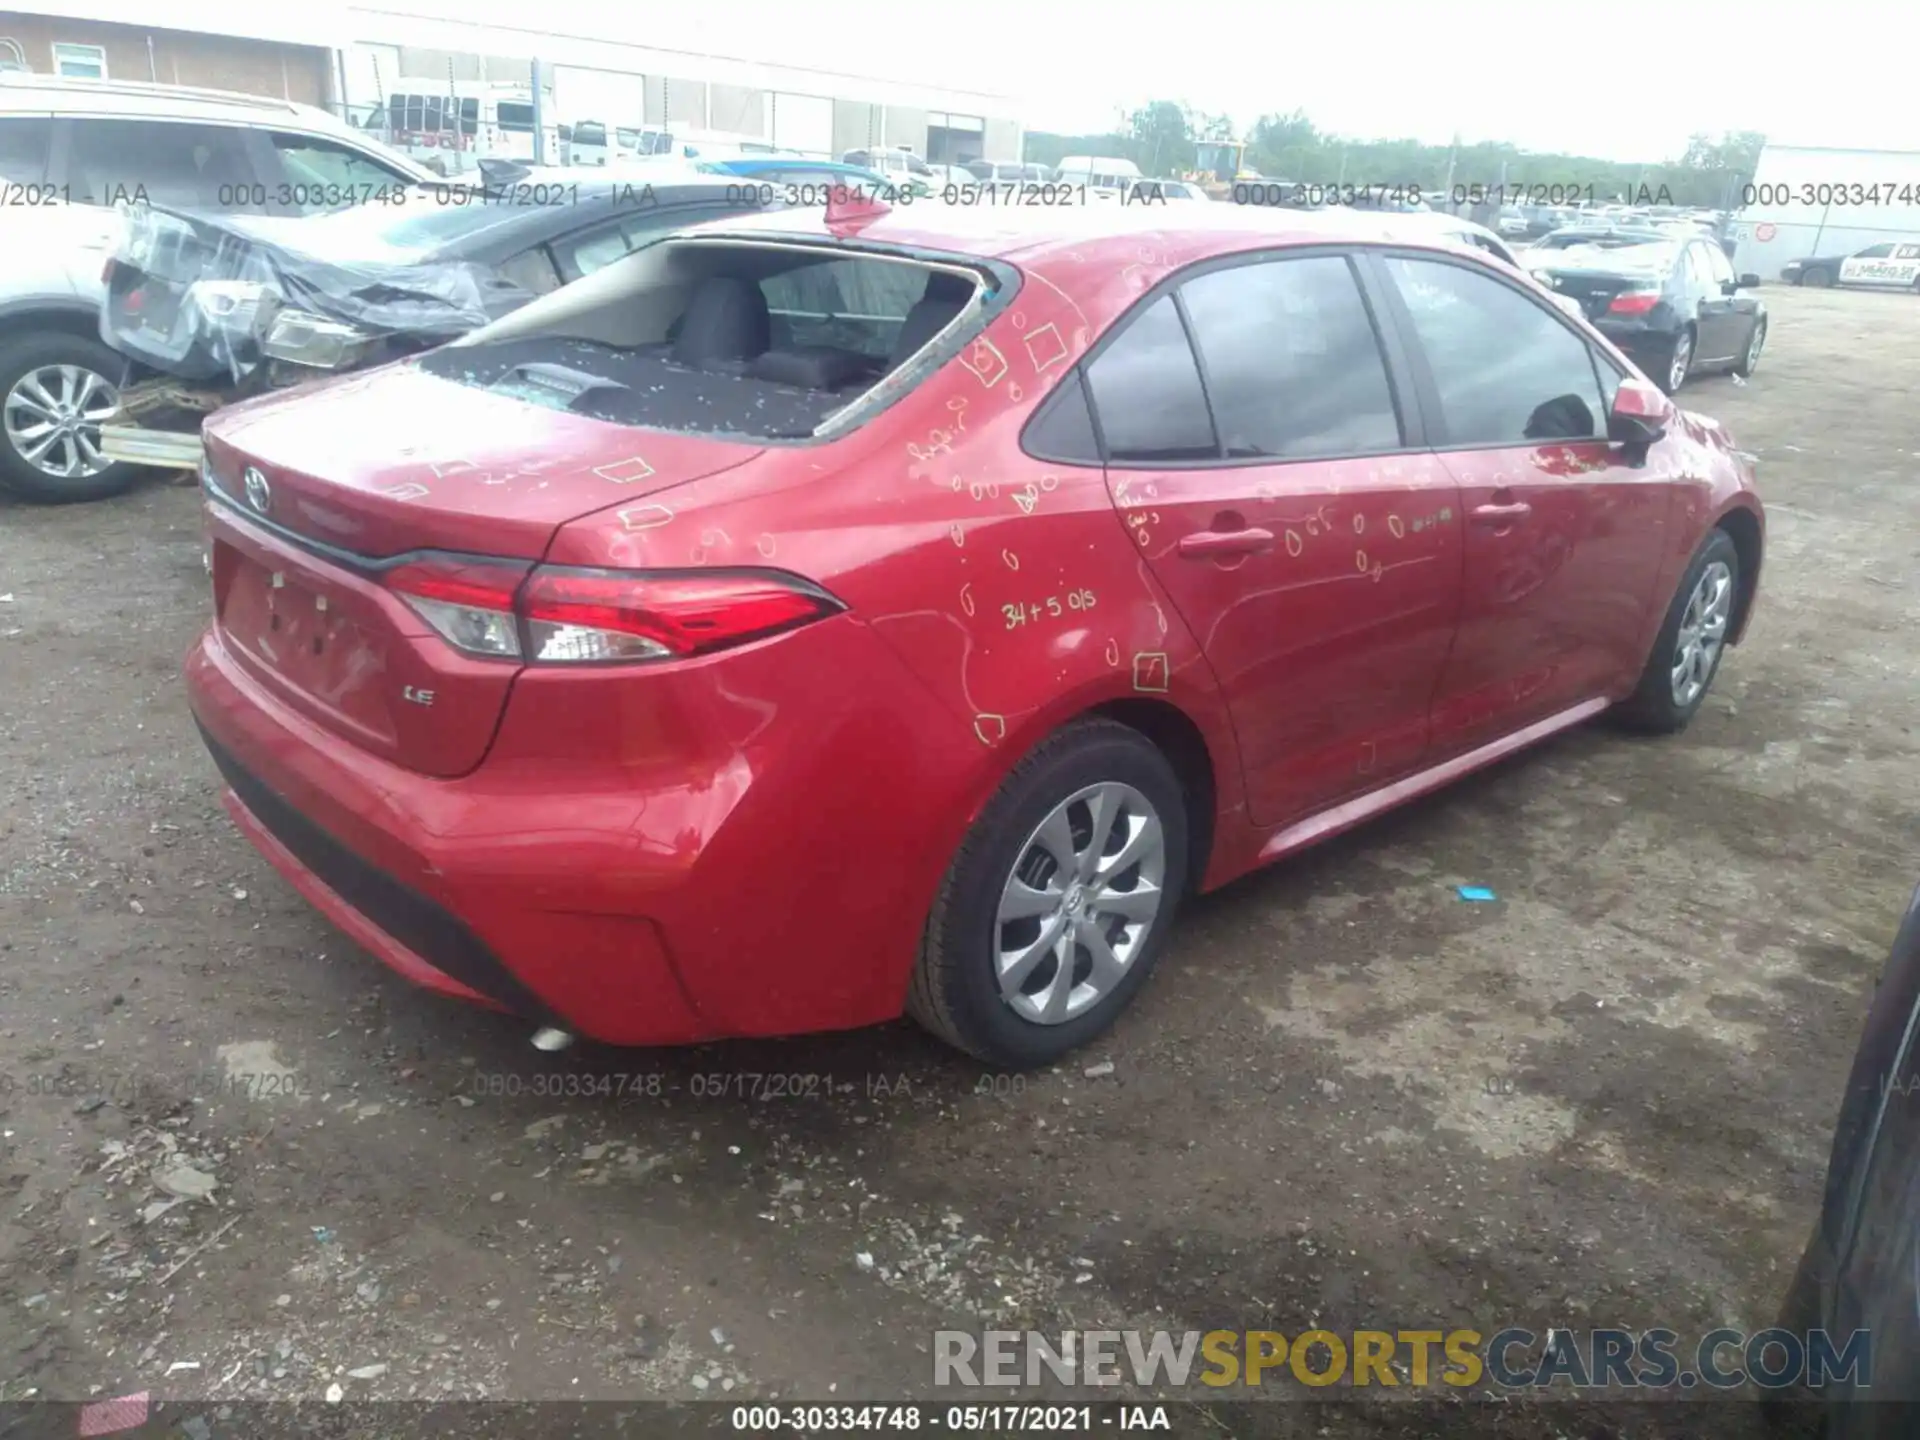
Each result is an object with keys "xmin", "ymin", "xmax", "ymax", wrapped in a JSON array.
[{"xmin": 101, "ymin": 200, "xmax": 523, "ymax": 394}]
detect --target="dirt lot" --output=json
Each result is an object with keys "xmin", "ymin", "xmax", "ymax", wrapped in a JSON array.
[{"xmin": 1, "ymin": 286, "xmax": 1915, "ymax": 1436}]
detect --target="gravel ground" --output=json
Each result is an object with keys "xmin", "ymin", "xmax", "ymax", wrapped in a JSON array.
[{"xmin": 1, "ymin": 286, "xmax": 1914, "ymax": 1438}]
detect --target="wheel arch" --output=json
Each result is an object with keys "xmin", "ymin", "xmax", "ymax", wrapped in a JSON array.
[
  {"xmin": 1087, "ymin": 696, "xmax": 1219, "ymax": 897},
  {"xmin": 937, "ymin": 669, "xmax": 1246, "ymax": 914},
  {"xmin": 0, "ymin": 301, "xmax": 108, "ymax": 347},
  {"xmin": 1715, "ymin": 503, "xmax": 1764, "ymax": 645}
]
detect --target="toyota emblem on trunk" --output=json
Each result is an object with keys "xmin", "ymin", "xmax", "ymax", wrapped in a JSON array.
[{"xmin": 243, "ymin": 467, "xmax": 271, "ymax": 514}]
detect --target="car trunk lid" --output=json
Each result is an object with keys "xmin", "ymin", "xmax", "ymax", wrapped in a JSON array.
[
  {"xmin": 202, "ymin": 367, "xmax": 766, "ymax": 776},
  {"xmin": 1531, "ymin": 246, "xmax": 1672, "ymax": 320}
]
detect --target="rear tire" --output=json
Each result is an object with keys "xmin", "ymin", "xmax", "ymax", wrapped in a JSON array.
[
  {"xmin": 1656, "ymin": 326, "xmax": 1694, "ymax": 395},
  {"xmin": 907, "ymin": 719, "xmax": 1189, "ymax": 1068},
  {"xmin": 1614, "ymin": 528, "xmax": 1741, "ymax": 734},
  {"xmin": 0, "ymin": 331, "xmax": 138, "ymax": 504}
]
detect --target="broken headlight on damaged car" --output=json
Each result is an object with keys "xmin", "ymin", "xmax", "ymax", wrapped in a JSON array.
[{"xmin": 187, "ymin": 280, "xmax": 376, "ymax": 374}]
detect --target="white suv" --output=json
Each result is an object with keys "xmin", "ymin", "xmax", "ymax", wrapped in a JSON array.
[{"xmin": 0, "ymin": 73, "xmax": 431, "ymax": 502}]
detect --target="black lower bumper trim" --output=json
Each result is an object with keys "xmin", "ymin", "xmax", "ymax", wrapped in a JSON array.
[{"xmin": 195, "ymin": 719, "xmax": 569, "ymax": 1031}]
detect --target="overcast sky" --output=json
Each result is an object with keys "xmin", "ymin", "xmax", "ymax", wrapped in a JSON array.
[
  {"xmin": 653, "ymin": 0, "xmax": 1909, "ymax": 159},
  {"xmin": 61, "ymin": 0, "xmax": 1919, "ymax": 160}
]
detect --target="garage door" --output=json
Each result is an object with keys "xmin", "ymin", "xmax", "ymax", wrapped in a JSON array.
[{"xmin": 771, "ymin": 94, "xmax": 834, "ymax": 158}]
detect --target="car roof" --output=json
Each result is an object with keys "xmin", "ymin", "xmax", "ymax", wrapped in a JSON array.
[
  {"xmin": 450, "ymin": 170, "xmax": 759, "ymax": 249},
  {"xmin": 1540, "ymin": 225, "xmax": 1668, "ymax": 240},
  {"xmin": 699, "ymin": 157, "xmax": 888, "ymax": 182},
  {"xmin": 695, "ymin": 198, "xmax": 1488, "ymax": 272},
  {"xmin": 4, "ymin": 70, "xmax": 321, "ymax": 124},
  {"xmin": 0, "ymin": 72, "xmax": 434, "ymax": 177}
]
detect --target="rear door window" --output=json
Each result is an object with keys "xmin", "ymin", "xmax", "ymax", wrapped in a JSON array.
[
  {"xmin": 1084, "ymin": 294, "xmax": 1217, "ymax": 463},
  {"xmin": 760, "ymin": 258, "xmax": 928, "ymax": 358},
  {"xmin": 1384, "ymin": 255, "xmax": 1607, "ymax": 447},
  {"xmin": 1177, "ymin": 255, "xmax": 1403, "ymax": 461},
  {"xmin": 1683, "ymin": 243, "xmax": 1715, "ymax": 290},
  {"xmin": 64, "ymin": 119, "xmax": 260, "ymax": 210},
  {"xmin": 1704, "ymin": 242, "xmax": 1736, "ymax": 286},
  {"xmin": 0, "ymin": 116, "xmax": 51, "ymax": 185}
]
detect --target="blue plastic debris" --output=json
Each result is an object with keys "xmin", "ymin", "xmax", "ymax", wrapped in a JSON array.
[
  {"xmin": 311, "ymin": 1226, "xmax": 336, "ymax": 1244},
  {"xmin": 1456, "ymin": 885, "xmax": 1498, "ymax": 903}
]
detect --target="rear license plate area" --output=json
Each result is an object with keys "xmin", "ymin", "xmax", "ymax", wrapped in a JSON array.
[
  {"xmin": 215, "ymin": 547, "xmax": 389, "ymax": 734},
  {"xmin": 117, "ymin": 283, "xmax": 181, "ymax": 337}
]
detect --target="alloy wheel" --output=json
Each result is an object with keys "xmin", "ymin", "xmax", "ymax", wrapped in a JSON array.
[
  {"xmin": 994, "ymin": 781, "xmax": 1168, "ymax": 1025},
  {"xmin": 1744, "ymin": 322, "xmax": 1765, "ymax": 372},
  {"xmin": 3, "ymin": 364, "xmax": 121, "ymax": 481},
  {"xmin": 1671, "ymin": 559, "xmax": 1733, "ymax": 708},
  {"xmin": 1668, "ymin": 334, "xmax": 1693, "ymax": 393}
]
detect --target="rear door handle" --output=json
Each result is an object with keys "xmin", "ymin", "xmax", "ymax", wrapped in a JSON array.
[
  {"xmin": 1470, "ymin": 502, "xmax": 1532, "ymax": 525},
  {"xmin": 1178, "ymin": 527, "xmax": 1275, "ymax": 558}
]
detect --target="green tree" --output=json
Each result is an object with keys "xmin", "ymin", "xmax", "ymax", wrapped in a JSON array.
[
  {"xmin": 1026, "ymin": 101, "xmax": 1764, "ymax": 207},
  {"xmin": 1123, "ymin": 100, "xmax": 1197, "ymax": 176}
]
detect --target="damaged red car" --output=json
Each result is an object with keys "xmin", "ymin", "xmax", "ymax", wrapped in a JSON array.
[{"xmin": 185, "ymin": 199, "xmax": 1764, "ymax": 1067}]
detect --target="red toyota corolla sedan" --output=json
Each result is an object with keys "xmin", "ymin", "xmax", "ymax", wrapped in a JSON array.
[{"xmin": 184, "ymin": 197, "xmax": 1764, "ymax": 1067}]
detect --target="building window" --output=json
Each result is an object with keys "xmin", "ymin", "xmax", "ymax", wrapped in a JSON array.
[{"xmin": 51, "ymin": 42, "xmax": 107, "ymax": 79}]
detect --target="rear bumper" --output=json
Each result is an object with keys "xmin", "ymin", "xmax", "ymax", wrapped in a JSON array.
[
  {"xmin": 186, "ymin": 625, "xmax": 712, "ymax": 1044},
  {"xmin": 183, "ymin": 600, "xmax": 979, "ymax": 1046}
]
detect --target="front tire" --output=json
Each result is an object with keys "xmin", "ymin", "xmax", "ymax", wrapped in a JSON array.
[
  {"xmin": 0, "ymin": 332, "xmax": 138, "ymax": 504},
  {"xmin": 1800, "ymin": 266, "xmax": 1833, "ymax": 289},
  {"xmin": 907, "ymin": 719, "xmax": 1189, "ymax": 1068},
  {"xmin": 1614, "ymin": 529, "xmax": 1741, "ymax": 734},
  {"xmin": 1734, "ymin": 317, "xmax": 1767, "ymax": 377}
]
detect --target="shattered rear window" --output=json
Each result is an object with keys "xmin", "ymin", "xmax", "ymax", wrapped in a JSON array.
[{"xmin": 420, "ymin": 248, "xmax": 987, "ymax": 441}]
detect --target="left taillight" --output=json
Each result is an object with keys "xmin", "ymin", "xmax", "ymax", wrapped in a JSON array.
[
  {"xmin": 385, "ymin": 556, "xmax": 531, "ymax": 659},
  {"xmin": 382, "ymin": 556, "xmax": 844, "ymax": 665}
]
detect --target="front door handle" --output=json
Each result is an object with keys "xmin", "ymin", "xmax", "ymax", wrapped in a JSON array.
[
  {"xmin": 1470, "ymin": 501, "xmax": 1532, "ymax": 525},
  {"xmin": 1178, "ymin": 527, "xmax": 1275, "ymax": 558}
]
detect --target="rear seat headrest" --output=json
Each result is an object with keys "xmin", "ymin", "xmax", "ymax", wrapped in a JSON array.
[
  {"xmin": 923, "ymin": 271, "xmax": 976, "ymax": 304},
  {"xmin": 750, "ymin": 347, "xmax": 867, "ymax": 392},
  {"xmin": 672, "ymin": 276, "xmax": 771, "ymax": 368}
]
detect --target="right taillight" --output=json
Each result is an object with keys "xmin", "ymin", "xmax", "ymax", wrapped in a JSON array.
[{"xmin": 383, "ymin": 556, "xmax": 843, "ymax": 665}]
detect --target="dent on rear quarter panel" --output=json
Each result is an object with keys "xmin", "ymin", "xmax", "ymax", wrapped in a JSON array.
[{"xmin": 543, "ymin": 238, "xmax": 1247, "ymax": 868}]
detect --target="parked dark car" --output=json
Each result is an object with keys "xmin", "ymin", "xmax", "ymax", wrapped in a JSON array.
[
  {"xmin": 97, "ymin": 167, "xmax": 772, "ymax": 469},
  {"xmin": 1770, "ymin": 881, "xmax": 1920, "ymax": 1433},
  {"xmin": 1523, "ymin": 231, "xmax": 1766, "ymax": 394}
]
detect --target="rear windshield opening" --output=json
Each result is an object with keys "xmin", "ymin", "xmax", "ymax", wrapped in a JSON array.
[{"xmin": 420, "ymin": 241, "xmax": 991, "ymax": 440}]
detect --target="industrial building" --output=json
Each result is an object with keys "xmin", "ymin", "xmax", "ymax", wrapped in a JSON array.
[
  {"xmin": 1732, "ymin": 143, "xmax": 1920, "ymax": 279},
  {"xmin": 0, "ymin": 4, "xmax": 1026, "ymax": 164}
]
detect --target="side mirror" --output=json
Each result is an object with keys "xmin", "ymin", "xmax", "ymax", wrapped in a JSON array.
[
  {"xmin": 1738, "ymin": 272, "xmax": 1762, "ymax": 289},
  {"xmin": 1608, "ymin": 377, "xmax": 1672, "ymax": 445},
  {"xmin": 1720, "ymin": 280, "xmax": 1738, "ymax": 295}
]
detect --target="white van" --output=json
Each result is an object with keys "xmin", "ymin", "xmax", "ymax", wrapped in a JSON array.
[
  {"xmin": 843, "ymin": 146, "xmax": 935, "ymax": 182},
  {"xmin": 365, "ymin": 80, "xmax": 561, "ymax": 172},
  {"xmin": 1054, "ymin": 154, "xmax": 1142, "ymax": 198}
]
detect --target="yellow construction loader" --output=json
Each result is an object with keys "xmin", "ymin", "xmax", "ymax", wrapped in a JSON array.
[{"xmin": 1184, "ymin": 140, "xmax": 1261, "ymax": 199}]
